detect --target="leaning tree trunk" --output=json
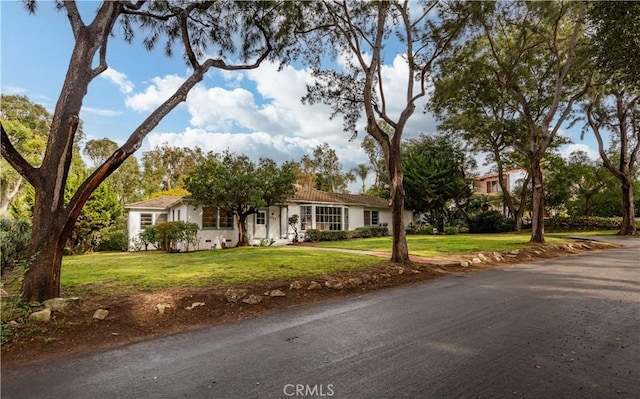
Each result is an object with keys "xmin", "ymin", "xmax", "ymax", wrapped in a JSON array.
[
  {"xmin": 619, "ymin": 178, "xmax": 637, "ymax": 235},
  {"xmin": 530, "ymin": 159, "xmax": 545, "ymax": 243},
  {"xmin": 236, "ymin": 213, "xmax": 250, "ymax": 247}
]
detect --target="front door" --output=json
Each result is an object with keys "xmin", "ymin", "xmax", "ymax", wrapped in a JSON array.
[{"xmin": 254, "ymin": 211, "xmax": 267, "ymax": 239}]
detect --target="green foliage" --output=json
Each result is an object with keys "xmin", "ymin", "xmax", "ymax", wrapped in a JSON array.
[
  {"xmin": 402, "ymin": 134, "xmax": 472, "ymax": 231},
  {"xmin": 351, "ymin": 226, "xmax": 389, "ymax": 239},
  {"xmin": 139, "ymin": 225, "xmax": 157, "ymax": 251},
  {"xmin": 0, "ymin": 218, "xmax": 32, "ymax": 271},
  {"xmin": 587, "ymin": 1, "xmax": 640, "ymax": 89},
  {"xmin": 97, "ymin": 227, "xmax": 128, "ymax": 252},
  {"xmin": 141, "ymin": 144, "xmax": 205, "ymax": 196},
  {"xmin": 444, "ymin": 227, "xmax": 458, "ymax": 235},
  {"xmin": 185, "ymin": 151, "xmax": 296, "ymax": 246},
  {"xmin": 294, "ymin": 143, "xmax": 354, "ymax": 193},
  {"xmin": 154, "ymin": 221, "xmax": 200, "ymax": 253},
  {"xmin": 468, "ymin": 211, "xmax": 514, "ymax": 234},
  {"xmin": 304, "ymin": 229, "xmax": 349, "ymax": 242},
  {"xmin": 545, "ymin": 216, "xmax": 623, "ymax": 232}
]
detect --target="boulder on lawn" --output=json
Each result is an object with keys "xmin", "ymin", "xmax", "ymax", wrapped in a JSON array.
[{"xmin": 29, "ymin": 308, "xmax": 51, "ymax": 323}]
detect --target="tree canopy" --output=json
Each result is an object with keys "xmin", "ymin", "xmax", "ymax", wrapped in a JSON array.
[{"xmin": 185, "ymin": 151, "xmax": 296, "ymax": 246}]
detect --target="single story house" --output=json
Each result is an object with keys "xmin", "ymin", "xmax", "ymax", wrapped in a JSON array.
[{"xmin": 125, "ymin": 185, "xmax": 413, "ymax": 251}]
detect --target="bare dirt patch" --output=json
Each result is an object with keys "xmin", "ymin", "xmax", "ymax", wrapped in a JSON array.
[{"xmin": 1, "ymin": 240, "xmax": 617, "ymax": 367}]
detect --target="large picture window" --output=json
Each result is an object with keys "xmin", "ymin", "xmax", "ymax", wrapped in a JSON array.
[
  {"xmin": 316, "ymin": 206, "xmax": 342, "ymax": 231},
  {"xmin": 219, "ymin": 209, "xmax": 234, "ymax": 229}
]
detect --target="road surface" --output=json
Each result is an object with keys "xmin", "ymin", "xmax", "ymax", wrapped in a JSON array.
[{"xmin": 2, "ymin": 237, "xmax": 639, "ymax": 398}]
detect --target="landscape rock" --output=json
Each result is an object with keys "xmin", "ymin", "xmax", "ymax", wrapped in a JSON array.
[
  {"xmin": 347, "ymin": 278, "xmax": 363, "ymax": 287},
  {"xmin": 477, "ymin": 253, "xmax": 487, "ymax": 262},
  {"xmin": 394, "ymin": 267, "xmax": 405, "ymax": 275},
  {"xmin": 331, "ymin": 281, "xmax": 345, "ymax": 290},
  {"xmin": 43, "ymin": 297, "xmax": 80, "ymax": 313},
  {"xmin": 380, "ymin": 273, "xmax": 391, "ymax": 278},
  {"xmin": 359, "ymin": 273, "xmax": 372, "ymax": 283},
  {"xmin": 410, "ymin": 270, "xmax": 421, "ymax": 274},
  {"xmin": 460, "ymin": 261, "xmax": 469, "ymax": 268},
  {"xmin": 289, "ymin": 281, "xmax": 304, "ymax": 290},
  {"xmin": 185, "ymin": 302, "xmax": 205, "ymax": 310},
  {"xmin": 307, "ymin": 281, "xmax": 322, "ymax": 290},
  {"xmin": 156, "ymin": 303, "xmax": 173, "ymax": 315},
  {"xmin": 492, "ymin": 252, "xmax": 504, "ymax": 262},
  {"xmin": 225, "ymin": 288, "xmax": 248, "ymax": 303},
  {"xmin": 269, "ymin": 289, "xmax": 286, "ymax": 297},
  {"xmin": 242, "ymin": 294, "xmax": 262, "ymax": 305},
  {"xmin": 471, "ymin": 257, "xmax": 482, "ymax": 264},
  {"xmin": 29, "ymin": 308, "xmax": 51, "ymax": 323},
  {"xmin": 507, "ymin": 249, "xmax": 520, "ymax": 255},
  {"xmin": 93, "ymin": 309, "xmax": 109, "ymax": 320}
]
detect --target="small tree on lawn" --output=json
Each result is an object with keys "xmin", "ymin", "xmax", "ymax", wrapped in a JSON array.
[{"xmin": 185, "ymin": 152, "xmax": 296, "ymax": 247}]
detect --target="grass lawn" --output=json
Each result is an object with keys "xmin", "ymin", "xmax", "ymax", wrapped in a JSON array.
[
  {"xmin": 51, "ymin": 232, "xmax": 589, "ymax": 295},
  {"xmin": 60, "ymin": 247, "xmax": 385, "ymax": 295},
  {"xmin": 312, "ymin": 232, "xmax": 570, "ymax": 258}
]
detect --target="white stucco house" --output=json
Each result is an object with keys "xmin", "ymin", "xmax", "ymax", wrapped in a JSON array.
[{"xmin": 125, "ymin": 185, "xmax": 412, "ymax": 251}]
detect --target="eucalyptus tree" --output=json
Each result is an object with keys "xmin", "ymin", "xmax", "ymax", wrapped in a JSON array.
[
  {"xmin": 432, "ymin": 1, "xmax": 590, "ymax": 243},
  {"xmin": 141, "ymin": 143, "xmax": 205, "ymax": 195},
  {"xmin": 584, "ymin": 1, "xmax": 640, "ymax": 235},
  {"xmin": 297, "ymin": 1, "xmax": 472, "ymax": 261},
  {"xmin": 0, "ymin": 0, "xmax": 291, "ymax": 302}
]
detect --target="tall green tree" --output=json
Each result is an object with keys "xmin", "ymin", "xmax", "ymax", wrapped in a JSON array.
[
  {"xmin": 361, "ymin": 135, "xmax": 389, "ymax": 197},
  {"xmin": 297, "ymin": 1, "xmax": 472, "ymax": 262},
  {"xmin": 351, "ymin": 163, "xmax": 371, "ymax": 194},
  {"xmin": 0, "ymin": 0, "xmax": 292, "ymax": 302},
  {"xmin": 402, "ymin": 134, "xmax": 473, "ymax": 232},
  {"xmin": 141, "ymin": 143, "xmax": 205, "ymax": 195},
  {"xmin": 0, "ymin": 95, "xmax": 48, "ymax": 214},
  {"xmin": 584, "ymin": 1, "xmax": 640, "ymax": 235},
  {"xmin": 433, "ymin": 1, "xmax": 590, "ymax": 243},
  {"xmin": 84, "ymin": 138, "xmax": 142, "ymax": 204},
  {"xmin": 185, "ymin": 152, "xmax": 296, "ymax": 247}
]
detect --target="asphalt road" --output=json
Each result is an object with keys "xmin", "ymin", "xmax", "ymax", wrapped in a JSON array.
[{"xmin": 2, "ymin": 238, "xmax": 639, "ymax": 399}]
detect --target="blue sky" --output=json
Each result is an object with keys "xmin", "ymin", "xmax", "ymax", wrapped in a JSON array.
[{"xmin": 1, "ymin": 1, "xmax": 603, "ymax": 185}]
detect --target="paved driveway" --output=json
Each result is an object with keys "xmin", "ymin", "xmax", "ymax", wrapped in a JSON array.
[{"xmin": 2, "ymin": 237, "xmax": 639, "ymax": 399}]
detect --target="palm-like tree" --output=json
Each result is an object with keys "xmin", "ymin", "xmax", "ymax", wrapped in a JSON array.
[{"xmin": 351, "ymin": 163, "xmax": 371, "ymax": 193}]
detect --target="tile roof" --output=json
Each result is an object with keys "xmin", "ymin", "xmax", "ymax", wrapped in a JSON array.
[
  {"xmin": 125, "ymin": 196, "xmax": 183, "ymax": 209},
  {"xmin": 290, "ymin": 186, "xmax": 390, "ymax": 208},
  {"xmin": 125, "ymin": 188, "xmax": 390, "ymax": 210}
]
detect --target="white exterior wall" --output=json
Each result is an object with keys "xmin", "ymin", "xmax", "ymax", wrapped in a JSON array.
[
  {"xmin": 127, "ymin": 208, "xmax": 169, "ymax": 250},
  {"xmin": 128, "ymin": 201, "xmax": 414, "ymax": 251}
]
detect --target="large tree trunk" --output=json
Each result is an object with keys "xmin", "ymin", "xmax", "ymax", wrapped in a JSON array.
[
  {"xmin": 619, "ymin": 178, "xmax": 637, "ymax": 235},
  {"xmin": 21, "ymin": 194, "xmax": 69, "ymax": 302},
  {"xmin": 530, "ymin": 159, "xmax": 545, "ymax": 243},
  {"xmin": 387, "ymin": 147, "xmax": 409, "ymax": 262},
  {"xmin": 236, "ymin": 213, "xmax": 250, "ymax": 247}
]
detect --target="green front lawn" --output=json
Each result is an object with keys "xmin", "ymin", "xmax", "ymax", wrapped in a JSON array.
[
  {"xmin": 61, "ymin": 247, "xmax": 384, "ymax": 295},
  {"xmin": 52, "ymin": 232, "xmax": 578, "ymax": 295},
  {"xmin": 312, "ymin": 233, "xmax": 569, "ymax": 257}
]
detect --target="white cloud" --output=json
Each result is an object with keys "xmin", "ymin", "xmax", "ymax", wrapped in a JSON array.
[
  {"xmin": 81, "ymin": 107, "xmax": 122, "ymax": 117},
  {"xmin": 559, "ymin": 143, "xmax": 600, "ymax": 161},
  {"xmin": 125, "ymin": 74, "xmax": 185, "ymax": 112},
  {"xmin": 101, "ymin": 68, "xmax": 134, "ymax": 94},
  {"xmin": 2, "ymin": 85, "xmax": 27, "ymax": 94}
]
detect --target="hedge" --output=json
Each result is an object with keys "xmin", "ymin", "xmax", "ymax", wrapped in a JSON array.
[
  {"xmin": 545, "ymin": 216, "xmax": 623, "ymax": 231},
  {"xmin": 469, "ymin": 211, "xmax": 513, "ymax": 233},
  {"xmin": 304, "ymin": 226, "xmax": 389, "ymax": 242}
]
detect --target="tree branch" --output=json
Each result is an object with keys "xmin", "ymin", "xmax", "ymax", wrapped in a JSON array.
[{"xmin": 0, "ymin": 122, "xmax": 39, "ymax": 186}]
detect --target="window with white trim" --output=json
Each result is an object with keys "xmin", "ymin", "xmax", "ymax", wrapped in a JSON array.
[
  {"xmin": 203, "ymin": 207, "xmax": 234, "ymax": 229},
  {"xmin": 316, "ymin": 206, "xmax": 342, "ymax": 231},
  {"xmin": 300, "ymin": 206, "xmax": 313, "ymax": 230},
  {"xmin": 140, "ymin": 213, "xmax": 153, "ymax": 229},
  {"xmin": 364, "ymin": 210, "xmax": 379, "ymax": 226},
  {"xmin": 256, "ymin": 211, "xmax": 266, "ymax": 225}
]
